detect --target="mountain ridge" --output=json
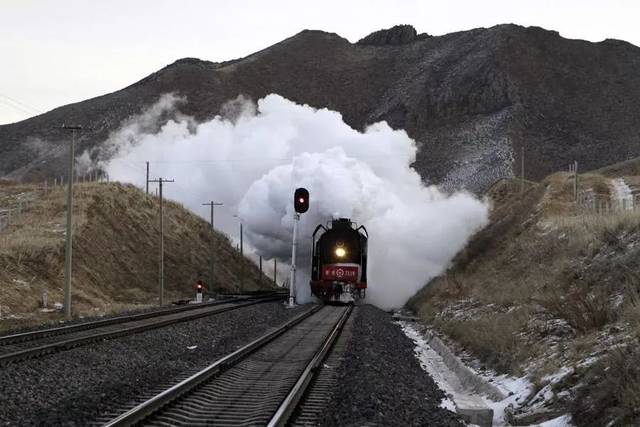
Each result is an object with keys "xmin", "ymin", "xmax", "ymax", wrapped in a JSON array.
[{"xmin": 2, "ymin": 23, "xmax": 640, "ymax": 193}]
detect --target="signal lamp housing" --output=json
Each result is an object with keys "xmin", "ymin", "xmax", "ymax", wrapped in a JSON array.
[{"xmin": 294, "ymin": 188, "xmax": 309, "ymax": 213}]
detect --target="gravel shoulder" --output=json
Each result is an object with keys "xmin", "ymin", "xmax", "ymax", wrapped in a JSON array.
[
  {"xmin": 319, "ymin": 304, "xmax": 464, "ymax": 426},
  {"xmin": 0, "ymin": 301, "xmax": 307, "ymax": 426}
]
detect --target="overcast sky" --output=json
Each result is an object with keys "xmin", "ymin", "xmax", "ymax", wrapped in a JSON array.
[{"xmin": 1, "ymin": 0, "xmax": 639, "ymax": 125}]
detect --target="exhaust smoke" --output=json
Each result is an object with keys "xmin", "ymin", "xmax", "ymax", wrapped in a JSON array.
[{"xmin": 97, "ymin": 94, "xmax": 489, "ymax": 308}]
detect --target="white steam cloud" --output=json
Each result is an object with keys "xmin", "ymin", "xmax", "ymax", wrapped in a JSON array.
[{"xmin": 99, "ymin": 94, "xmax": 489, "ymax": 308}]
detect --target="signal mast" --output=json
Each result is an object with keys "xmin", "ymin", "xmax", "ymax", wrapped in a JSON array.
[{"xmin": 289, "ymin": 188, "xmax": 309, "ymax": 307}]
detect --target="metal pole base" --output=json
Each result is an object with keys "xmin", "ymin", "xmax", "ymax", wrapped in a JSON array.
[{"xmin": 287, "ymin": 296, "xmax": 296, "ymax": 308}]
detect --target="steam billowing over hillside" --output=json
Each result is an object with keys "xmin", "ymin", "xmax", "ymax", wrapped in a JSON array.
[{"xmin": 95, "ymin": 94, "xmax": 489, "ymax": 308}]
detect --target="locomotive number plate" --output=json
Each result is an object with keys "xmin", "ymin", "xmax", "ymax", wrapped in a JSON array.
[{"xmin": 321, "ymin": 265, "xmax": 358, "ymax": 281}]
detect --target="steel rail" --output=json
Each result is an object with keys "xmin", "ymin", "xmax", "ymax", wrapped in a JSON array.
[
  {"xmin": 267, "ymin": 304, "xmax": 353, "ymax": 427},
  {"xmin": 0, "ymin": 298, "xmax": 240, "ymax": 346},
  {"xmin": 0, "ymin": 297, "xmax": 282, "ymax": 365},
  {"xmin": 103, "ymin": 304, "xmax": 324, "ymax": 427},
  {"xmin": 1, "ymin": 291, "xmax": 287, "ymax": 346}
]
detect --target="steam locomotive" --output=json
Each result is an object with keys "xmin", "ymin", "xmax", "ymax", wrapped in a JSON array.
[{"xmin": 310, "ymin": 218, "xmax": 368, "ymax": 303}]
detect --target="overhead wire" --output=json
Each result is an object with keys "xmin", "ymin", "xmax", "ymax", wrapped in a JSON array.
[
  {"xmin": 0, "ymin": 93, "xmax": 42, "ymax": 114},
  {"xmin": 0, "ymin": 98, "xmax": 34, "ymax": 115},
  {"xmin": 147, "ymin": 153, "xmax": 397, "ymax": 164}
]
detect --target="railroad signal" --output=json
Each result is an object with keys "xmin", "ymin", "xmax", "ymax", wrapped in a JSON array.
[
  {"xmin": 289, "ymin": 187, "xmax": 309, "ymax": 308},
  {"xmin": 195, "ymin": 280, "xmax": 204, "ymax": 303},
  {"xmin": 294, "ymin": 188, "xmax": 309, "ymax": 213}
]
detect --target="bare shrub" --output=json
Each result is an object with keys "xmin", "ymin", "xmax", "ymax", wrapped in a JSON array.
[
  {"xmin": 571, "ymin": 344, "xmax": 640, "ymax": 426},
  {"xmin": 622, "ymin": 273, "xmax": 640, "ymax": 334},
  {"xmin": 540, "ymin": 281, "xmax": 616, "ymax": 333},
  {"xmin": 436, "ymin": 308, "xmax": 530, "ymax": 374}
]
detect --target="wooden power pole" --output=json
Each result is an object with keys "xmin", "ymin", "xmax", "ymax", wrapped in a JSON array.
[
  {"xmin": 62, "ymin": 124, "xmax": 82, "ymax": 319},
  {"xmin": 149, "ymin": 177, "xmax": 174, "ymax": 305},
  {"xmin": 202, "ymin": 201, "xmax": 223, "ymax": 290}
]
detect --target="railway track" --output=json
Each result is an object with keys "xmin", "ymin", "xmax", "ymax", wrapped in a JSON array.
[
  {"xmin": 102, "ymin": 304, "xmax": 352, "ymax": 426},
  {"xmin": 0, "ymin": 293, "xmax": 284, "ymax": 365},
  {"xmin": 289, "ymin": 307, "xmax": 353, "ymax": 427}
]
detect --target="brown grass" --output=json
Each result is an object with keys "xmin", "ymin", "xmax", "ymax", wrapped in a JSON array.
[
  {"xmin": 435, "ymin": 307, "xmax": 531, "ymax": 374},
  {"xmin": 538, "ymin": 281, "xmax": 617, "ymax": 333},
  {"xmin": 407, "ymin": 168, "xmax": 640, "ymax": 425},
  {"xmin": 409, "ymin": 170, "xmax": 640, "ymax": 377},
  {"xmin": 549, "ymin": 205, "xmax": 640, "ymax": 231},
  {"xmin": 0, "ymin": 182, "xmax": 273, "ymax": 329},
  {"xmin": 571, "ymin": 345, "xmax": 640, "ymax": 426}
]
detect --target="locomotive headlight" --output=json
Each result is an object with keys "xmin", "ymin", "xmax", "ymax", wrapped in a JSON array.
[{"xmin": 335, "ymin": 247, "xmax": 346, "ymax": 258}]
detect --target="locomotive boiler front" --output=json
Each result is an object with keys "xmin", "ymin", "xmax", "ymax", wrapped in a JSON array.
[{"xmin": 310, "ymin": 218, "xmax": 368, "ymax": 303}]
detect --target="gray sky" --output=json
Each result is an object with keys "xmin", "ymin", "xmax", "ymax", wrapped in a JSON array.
[{"xmin": 1, "ymin": 0, "xmax": 639, "ymax": 125}]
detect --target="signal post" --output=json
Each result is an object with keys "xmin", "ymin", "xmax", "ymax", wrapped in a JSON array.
[
  {"xmin": 289, "ymin": 188, "xmax": 309, "ymax": 307},
  {"xmin": 195, "ymin": 280, "xmax": 204, "ymax": 303}
]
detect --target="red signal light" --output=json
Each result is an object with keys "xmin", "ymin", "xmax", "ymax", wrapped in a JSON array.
[{"xmin": 294, "ymin": 188, "xmax": 309, "ymax": 213}]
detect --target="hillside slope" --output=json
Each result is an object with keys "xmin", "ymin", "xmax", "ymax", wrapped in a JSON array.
[
  {"xmin": 2, "ymin": 24, "xmax": 640, "ymax": 192},
  {"xmin": 0, "ymin": 181, "xmax": 271, "ymax": 327},
  {"xmin": 409, "ymin": 171, "xmax": 640, "ymax": 426}
]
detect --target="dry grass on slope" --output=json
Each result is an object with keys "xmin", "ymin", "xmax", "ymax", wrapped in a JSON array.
[
  {"xmin": 0, "ymin": 181, "xmax": 272, "ymax": 330},
  {"xmin": 409, "ymin": 173, "xmax": 640, "ymax": 425}
]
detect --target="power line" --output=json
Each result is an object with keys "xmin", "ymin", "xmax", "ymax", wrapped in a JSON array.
[
  {"xmin": 0, "ymin": 98, "xmax": 35, "ymax": 116},
  {"xmin": 147, "ymin": 154, "xmax": 398, "ymax": 164},
  {"xmin": 0, "ymin": 93, "xmax": 42, "ymax": 114}
]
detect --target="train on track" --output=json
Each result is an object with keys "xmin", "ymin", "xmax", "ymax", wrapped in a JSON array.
[{"xmin": 310, "ymin": 218, "xmax": 368, "ymax": 303}]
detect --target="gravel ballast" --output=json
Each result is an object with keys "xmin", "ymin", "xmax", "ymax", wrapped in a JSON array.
[
  {"xmin": 319, "ymin": 305, "xmax": 464, "ymax": 426},
  {"xmin": 0, "ymin": 301, "xmax": 307, "ymax": 426}
]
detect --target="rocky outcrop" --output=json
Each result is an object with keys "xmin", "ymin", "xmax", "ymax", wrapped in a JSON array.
[{"xmin": 356, "ymin": 25, "xmax": 429, "ymax": 45}]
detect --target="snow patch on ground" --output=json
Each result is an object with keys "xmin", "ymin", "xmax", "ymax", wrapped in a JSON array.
[
  {"xmin": 400, "ymin": 321, "xmax": 575, "ymax": 426},
  {"xmin": 538, "ymin": 414, "xmax": 573, "ymax": 426},
  {"xmin": 610, "ymin": 178, "xmax": 634, "ymax": 209},
  {"xmin": 481, "ymin": 374, "xmax": 532, "ymax": 425},
  {"xmin": 401, "ymin": 322, "xmax": 458, "ymax": 411}
]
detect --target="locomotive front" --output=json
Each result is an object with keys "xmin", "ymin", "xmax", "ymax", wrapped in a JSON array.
[{"xmin": 310, "ymin": 218, "xmax": 368, "ymax": 303}]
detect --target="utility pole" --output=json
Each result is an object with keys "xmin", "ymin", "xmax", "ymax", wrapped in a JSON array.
[
  {"xmin": 202, "ymin": 201, "xmax": 223, "ymax": 290},
  {"xmin": 573, "ymin": 161, "xmax": 579, "ymax": 202},
  {"xmin": 240, "ymin": 222, "xmax": 244, "ymax": 292},
  {"xmin": 259, "ymin": 256, "xmax": 263, "ymax": 285},
  {"xmin": 233, "ymin": 215, "xmax": 244, "ymax": 292},
  {"xmin": 62, "ymin": 124, "xmax": 82, "ymax": 320},
  {"xmin": 274, "ymin": 259, "xmax": 277, "ymax": 286},
  {"xmin": 149, "ymin": 178, "xmax": 174, "ymax": 305},
  {"xmin": 520, "ymin": 145, "xmax": 525, "ymax": 194},
  {"xmin": 146, "ymin": 161, "xmax": 150, "ymax": 194}
]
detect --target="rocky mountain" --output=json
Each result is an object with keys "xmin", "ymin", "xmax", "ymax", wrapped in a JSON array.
[{"xmin": 2, "ymin": 24, "xmax": 640, "ymax": 193}]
